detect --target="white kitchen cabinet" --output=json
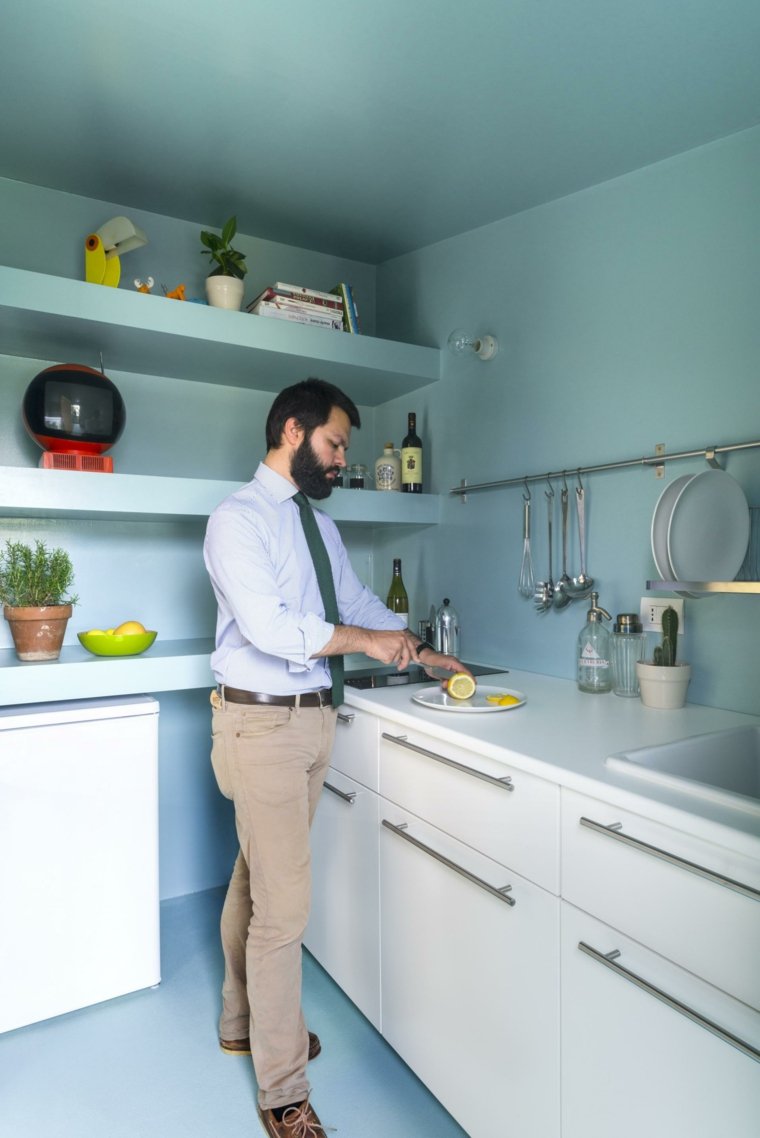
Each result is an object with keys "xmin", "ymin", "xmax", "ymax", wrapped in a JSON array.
[
  {"xmin": 380, "ymin": 802, "xmax": 560, "ymax": 1138},
  {"xmin": 379, "ymin": 724, "xmax": 560, "ymax": 892},
  {"xmin": 304, "ymin": 765, "xmax": 381, "ymax": 1029},
  {"xmin": 328, "ymin": 705, "xmax": 380, "ymax": 791},
  {"xmin": 561, "ymin": 787, "xmax": 760, "ymax": 1009},
  {"xmin": 561, "ymin": 902, "xmax": 760, "ymax": 1138}
]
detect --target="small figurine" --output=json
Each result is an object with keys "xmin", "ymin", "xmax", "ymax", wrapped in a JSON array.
[
  {"xmin": 134, "ymin": 277, "xmax": 155, "ymax": 294},
  {"xmin": 162, "ymin": 283, "xmax": 187, "ymax": 301}
]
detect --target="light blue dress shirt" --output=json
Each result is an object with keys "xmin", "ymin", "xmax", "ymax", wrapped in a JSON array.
[{"xmin": 204, "ymin": 462, "xmax": 405, "ymax": 693}]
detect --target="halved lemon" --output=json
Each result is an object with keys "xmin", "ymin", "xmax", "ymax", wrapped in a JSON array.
[
  {"xmin": 486, "ymin": 693, "xmax": 521, "ymax": 706},
  {"xmin": 445, "ymin": 672, "xmax": 477, "ymax": 700}
]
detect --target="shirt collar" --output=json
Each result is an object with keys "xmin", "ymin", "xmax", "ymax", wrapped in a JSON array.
[{"xmin": 254, "ymin": 461, "xmax": 299, "ymax": 504}]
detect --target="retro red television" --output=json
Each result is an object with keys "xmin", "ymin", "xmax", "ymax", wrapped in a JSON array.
[{"xmin": 22, "ymin": 363, "xmax": 126, "ymax": 472}]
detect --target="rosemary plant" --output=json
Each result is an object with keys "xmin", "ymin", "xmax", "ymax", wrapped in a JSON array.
[{"xmin": 0, "ymin": 540, "xmax": 78, "ymax": 607}]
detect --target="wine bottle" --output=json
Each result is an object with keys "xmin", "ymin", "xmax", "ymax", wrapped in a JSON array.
[
  {"xmin": 386, "ymin": 558, "xmax": 409, "ymax": 626},
  {"xmin": 401, "ymin": 411, "xmax": 423, "ymax": 494}
]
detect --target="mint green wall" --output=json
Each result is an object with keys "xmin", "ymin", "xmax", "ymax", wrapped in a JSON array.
[{"xmin": 375, "ymin": 127, "xmax": 760, "ymax": 715}]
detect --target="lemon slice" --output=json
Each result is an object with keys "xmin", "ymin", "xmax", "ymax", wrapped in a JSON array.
[
  {"xmin": 445, "ymin": 672, "xmax": 477, "ymax": 700},
  {"xmin": 486, "ymin": 693, "xmax": 521, "ymax": 706}
]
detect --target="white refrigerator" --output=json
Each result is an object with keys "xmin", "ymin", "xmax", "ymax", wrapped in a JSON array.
[{"xmin": 0, "ymin": 695, "xmax": 160, "ymax": 1034}]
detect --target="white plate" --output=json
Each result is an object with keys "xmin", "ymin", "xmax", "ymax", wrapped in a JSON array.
[
  {"xmin": 667, "ymin": 469, "xmax": 750, "ymax": 583},
  {"xmin": 412, "ymin": 685, "xmax": 526, "ymax": 713},
  {"xmin": 651, "ymin": 474, "xmax": 694, "ymax": 579}
]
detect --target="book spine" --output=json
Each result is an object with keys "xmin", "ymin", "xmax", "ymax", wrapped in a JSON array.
[
  {"xmin": 253, "ymin": 302, "xmax": 343, "ymax": 329},
  {"xmin": 272, "ymin": 282, "xmax": 342, "ymax": 305},
  {"xmin": 329, "ymin": 283, "xmax": 358, "ymax": 333},
  {"xmin": 248, "ymin": 287, "xmax": 342, "ymax": 312}
]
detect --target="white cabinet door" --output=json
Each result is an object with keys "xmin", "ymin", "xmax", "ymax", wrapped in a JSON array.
[
  {"xmin": 561, "ymin": 902, "xmax": 760, "ymax": 1138},
  {"xmin": 304, "ymin": 767, "xmax": 381, "ymax": 1029},
  {"xmin": 380, "ymin": 802, "xmax": 560, "ymax": 1138}
]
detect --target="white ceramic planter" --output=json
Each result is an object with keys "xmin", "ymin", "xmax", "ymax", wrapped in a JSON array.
[
  {"xmin": 636, "ymin": 661, "xmax": 692, "ymax": 709},
  {"xmin": 205, "ymin": 275, "xmax": 245, "ymax": 310}
]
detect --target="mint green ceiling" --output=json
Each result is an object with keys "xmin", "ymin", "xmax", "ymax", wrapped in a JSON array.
[{"xmin": 2, "ymin": 0, "xmax": 759, "ymax": 263}]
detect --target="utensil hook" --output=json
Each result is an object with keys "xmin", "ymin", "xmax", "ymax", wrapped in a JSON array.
[
  {"xmin": 545, "ymin": 475, "xmax": 555, "ymax": 502},
  {"xmin": 522, "ymin": 478, "xmax": 531, "ymax": 502},
  {"xmin": 576, "ymin": 468, "xmax": 584, "ymax": 492},
  {"xmin": 561, "ymin": 471, "xmax": 569, "ymax": 494}
]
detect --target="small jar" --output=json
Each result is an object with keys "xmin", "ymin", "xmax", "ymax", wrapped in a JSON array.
[
  {"xmin": 611, "ymin": 613, "xmax": 646, "ymax": 697},
  {"xmin": 348, "ymin": 463, "xmax": 368, "ymax": 489}
]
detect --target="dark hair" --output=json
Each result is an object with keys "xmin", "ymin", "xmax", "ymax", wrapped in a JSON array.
[{"xmin": 265, "ymin": 378, "xmax": 361, "ymax": 450}]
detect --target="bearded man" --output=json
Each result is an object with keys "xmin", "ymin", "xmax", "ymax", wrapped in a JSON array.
[{"xmin": 203, "ymin": 378, "xmax": 463, "ymax": 1137}]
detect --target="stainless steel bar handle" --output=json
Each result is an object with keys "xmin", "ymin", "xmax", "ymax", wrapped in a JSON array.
[
  {"xmin": 382, "ymin": 819, "xmax": 516, "ymax": 906},
  {"xmin": 337, "ymin": 712, "xmax": 355, "ymax": 725},
  {"xmin": 578, "ymin": 941, "xmax": 760, "ymax": 1063},
  {"xmin": 381, "ymin": 732, "xmax": 514, "ymax": 791},
  {"xmin": 579, "ymin": 816, "xmax": 760, "ymax": 901},
  {"xmin": 324, "ymin": 780, "xmax": 356, "ymax": 804}
]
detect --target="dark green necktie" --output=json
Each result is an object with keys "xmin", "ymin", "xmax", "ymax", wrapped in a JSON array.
[{"xmin": 293, "ymin": 491, "xmax": 344, "ymax": 707}]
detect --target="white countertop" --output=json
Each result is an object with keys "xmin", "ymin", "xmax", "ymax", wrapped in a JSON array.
[{"xmin": 346, "ymin": 666, "xmax": 760, "ymax": 856}]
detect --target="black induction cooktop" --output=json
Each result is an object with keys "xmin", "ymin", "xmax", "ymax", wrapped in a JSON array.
[{"xmin": 344, "ymin": 662, "xmax": 505, "ymax": 690}]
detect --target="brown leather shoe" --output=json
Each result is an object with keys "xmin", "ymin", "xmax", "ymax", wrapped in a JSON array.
[
  {"xmin": 257, "ymin": 1097, "xmax": 327, "ymax": 1137},
  {"xmin": 219, "ymin": 1031, "xmax": 321, "ymax": 1061}
]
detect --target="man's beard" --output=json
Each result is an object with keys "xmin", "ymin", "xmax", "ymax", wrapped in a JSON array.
[{"xmin": 290, "ymin": 435, "xmax": 336, "ymax": 500}]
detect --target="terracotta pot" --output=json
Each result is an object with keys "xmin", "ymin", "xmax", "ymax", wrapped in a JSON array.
[
  {"xmin": 4, "ymin": 604, "xmax": 72, "ymax": 661},
  {"xmin": 636, "ymin": 661, "xmax": 692, "ymax": 710},
  {"xmin": 205, "ymin": 275, "xmax": 245, "ymax": 310}
]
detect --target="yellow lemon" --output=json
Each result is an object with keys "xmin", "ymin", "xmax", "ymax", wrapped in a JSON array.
[
  {"xmin": 114, "ymin": 620, "xmax": 147, "ymax": 636},
  {"xmin": 445, "ymin": 672, "xmax": 477, "ymax": 700},
  {"xmin": 486, "ymin": 693, "xmax": 521, "ymax": 706},
  {"xmin": 87, "ymin": 629, "xmax": 106, "ymax": 636},
  {"xmin": 105, "ymin": 628, "xmax": 115, "ymax": 635}
]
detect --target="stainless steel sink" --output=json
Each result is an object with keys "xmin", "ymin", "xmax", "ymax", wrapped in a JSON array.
[{"xmin": 605, "ymin": 726, "xmax": 760, "ymax": 817}]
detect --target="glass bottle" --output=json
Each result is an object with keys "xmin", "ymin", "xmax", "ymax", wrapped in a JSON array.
[
  {"xmin": 611, "ymin": 613, "xmax": 646, "ymax": 697},
  {"xmin": 576, "ymin": 591, "xmax": 612, "ymax": 693},
  {"xmin": 401, "ymin": 412, "xmax": 423, "ymax": 494},
  {"xmin": 435, "ymin": 597, "xmax": 460, "ymax": 657},
  {"xmin": 386, "ymin": 558, "xmax": 409, "ymax": 626},
  {"xmin": 374, "ymin": 442, "xmax": 401, "ymax": 491}
]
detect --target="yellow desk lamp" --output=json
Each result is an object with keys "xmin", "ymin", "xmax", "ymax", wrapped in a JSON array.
[{"xmin": 84, "ymin": 216, "xmax": 148, "ymax": 287}]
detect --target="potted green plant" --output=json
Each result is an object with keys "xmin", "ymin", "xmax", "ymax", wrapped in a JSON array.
[
  {"xmin": 200, "ymin": 215, "xmax": 248, "ymax": 310},
  {"xmin": 0, "ymin": 539, "xmax": 78, "ymax": 661},
  {"xmin": 636, "ymin": 605, "xmax": 691, "ymax": 709}
]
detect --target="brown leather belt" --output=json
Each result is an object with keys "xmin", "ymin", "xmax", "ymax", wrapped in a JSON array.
[{"xmin": 219, "ymin": 685, "xmax": 333, "ymax": 708}]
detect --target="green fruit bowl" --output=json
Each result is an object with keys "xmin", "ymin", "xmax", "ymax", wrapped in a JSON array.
[{"xmin": 77, "ymin": 630, "xmax": 158, "ymax": 657}]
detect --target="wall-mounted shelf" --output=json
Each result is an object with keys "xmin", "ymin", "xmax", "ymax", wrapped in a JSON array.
[
  {"xmin": 647, "ymin": 580, "xmax": 760, "ymax": 595},
  {"xmin": 0, "ymin": 466, "xmax": 441, "ymax": 526},
  {"xmin": 0, "ymin": 638, "xmax": 215, "ymax": 707},
  {"xmin": 0, "ymin": 267, "xmax": 440, "ymax": 404}
]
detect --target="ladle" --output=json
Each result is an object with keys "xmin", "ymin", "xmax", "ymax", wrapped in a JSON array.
[
  {"xmin": 567, "ymin": 483, "xmax": 594, "ymax": 596},
  {"xmin": 553, "ymin": 486, "xmax": 572, "ymax": 609},
  {"xmin": 534, "ymin": 484, "xmax": 555, "ymax": 612}
]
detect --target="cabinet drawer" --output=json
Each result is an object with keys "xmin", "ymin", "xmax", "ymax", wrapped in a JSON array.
[
  {"xmin": 330, "ymin": 706, "xmax": 379, "ymax": 790},
  {"xmin": 561, "ymin": 902, "xmax": 760, "ymax": 1138},
  {"xmin": 561, "ymin": 788, "xmax": 760, "ymax": 1009},
  {"xmin": 379, "ymin": 724, "xmax": 559, "ymax": 892}
]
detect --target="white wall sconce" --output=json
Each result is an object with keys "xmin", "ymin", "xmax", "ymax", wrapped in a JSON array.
[{"xmin": 447, "ymin": 328, "xmax": 499, "ymax": 361}]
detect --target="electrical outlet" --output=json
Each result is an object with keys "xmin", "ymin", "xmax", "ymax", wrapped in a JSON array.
[{"xmin": 640, "ymin": 597, "xmax": 685, "ymax": 632}]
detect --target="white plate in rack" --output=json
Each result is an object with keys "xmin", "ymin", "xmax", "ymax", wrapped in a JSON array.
[
  {"xmin": 667, "ymin": 469, "xmax": 750, "ymax": 583},
  {"xmin": 651, "ymin": 474, "xmax": 694, "ymax": 580},
  {"xmin": 412, "ymin": 685, "xmax": 526, "ymax": 713}
]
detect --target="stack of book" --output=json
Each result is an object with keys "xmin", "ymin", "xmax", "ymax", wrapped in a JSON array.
[{"xmin": 247, "ymin": 283, "xmax": 345, "ymax": 330}]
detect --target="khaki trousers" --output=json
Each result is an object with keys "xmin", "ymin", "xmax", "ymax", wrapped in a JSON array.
[{"xmin": 210, "ymin": 690, "xmax": 335, "ymax": 1110}]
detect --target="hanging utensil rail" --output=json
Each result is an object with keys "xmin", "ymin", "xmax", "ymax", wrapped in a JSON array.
[{"xmin": 450, "ymin": 438, "xmax": 760, "ymax": 499}]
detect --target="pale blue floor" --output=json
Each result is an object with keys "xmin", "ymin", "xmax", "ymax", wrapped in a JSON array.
[{"xmin": 0, "ymin": 887, "xmax": 468, "ymax": 1138}]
